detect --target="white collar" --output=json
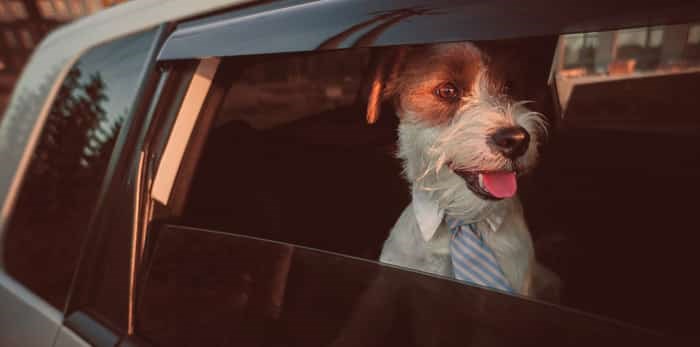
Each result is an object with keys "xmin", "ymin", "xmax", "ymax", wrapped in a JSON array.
[{"xmin": 412, "ymin": 185, "xmax": 507, "ymax": 241}]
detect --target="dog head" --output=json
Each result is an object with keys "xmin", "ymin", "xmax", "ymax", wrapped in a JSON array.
[{"xmin": 367, "ymin": 42, "xmax": 547, "ymax": 226}]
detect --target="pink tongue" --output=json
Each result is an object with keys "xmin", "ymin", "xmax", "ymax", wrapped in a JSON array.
[{"xmin": 481, "ymin": 172, "xmax": 517, "ymax": 198}]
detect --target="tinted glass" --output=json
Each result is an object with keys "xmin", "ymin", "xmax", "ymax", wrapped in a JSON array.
[
  {"xmin": 136, "ymin": 224, "xmax": 665, "ymax": 347},
  {"xmin": 2, "ymin": 28, "xmax": 156, "ymax": 309}
]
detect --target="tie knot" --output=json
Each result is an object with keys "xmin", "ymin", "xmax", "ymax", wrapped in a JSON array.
[
  {"xmin": 444, "ymin": 215, "xmax": 463, "ymax": 231},
  {"xmin": 445, "ymin": 216, "xmax": 480, "ymax": 240}
]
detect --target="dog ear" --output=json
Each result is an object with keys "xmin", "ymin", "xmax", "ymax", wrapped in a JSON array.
[{"xmin": 365, "ymin": 47, "xmax": 407, "ymax": 124}]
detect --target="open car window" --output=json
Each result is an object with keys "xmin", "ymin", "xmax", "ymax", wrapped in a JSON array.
[{"xmin": 138, "ymin": 4, "xmax": 700, "ymax": 344}]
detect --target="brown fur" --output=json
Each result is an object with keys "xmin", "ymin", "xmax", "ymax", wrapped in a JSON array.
[{"xmin": 366, "ymin": 43, "xmax": 489, "ymax": 126}]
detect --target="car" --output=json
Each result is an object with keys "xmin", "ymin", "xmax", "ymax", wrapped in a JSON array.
[{"xmin": 1, "ymin": 0, "xmax": 699, "ymax": 346}]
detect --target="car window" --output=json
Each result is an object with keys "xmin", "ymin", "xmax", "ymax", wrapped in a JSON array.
[
  {"xmin": 1, "ymin": 28, "xmax": 157, "ymax": 309},
  {"xmin": 150, "ymin": 23, "xmax": 700, "ymax": 342},
  {"xmin": 554, "ymin": 21, "xmax": 700, "ymax": 131},
  {"xmin": 136, "ymin": 224, "xmax": 663, "ymax": 347}
]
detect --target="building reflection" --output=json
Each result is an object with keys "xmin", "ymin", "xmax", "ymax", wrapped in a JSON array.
[
  {"xmin": 0, "ymin": 0, "xmax": 126, "ymax": 118},
  {"xmin": 554, "ymin": 23, "xmax": 700, "ymax": 112}
]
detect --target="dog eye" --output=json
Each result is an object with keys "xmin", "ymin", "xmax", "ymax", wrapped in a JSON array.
[{"xmin": 435, "ymin": 82, "xmax": 460, "ymax": 101}]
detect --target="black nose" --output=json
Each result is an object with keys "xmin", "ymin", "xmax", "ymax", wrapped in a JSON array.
[{"xmin": 488, "ymin": 126, "xmax": 530, "ymax": 159}]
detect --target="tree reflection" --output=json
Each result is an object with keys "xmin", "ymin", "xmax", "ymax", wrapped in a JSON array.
[{"xmin": 4, "ymin": 64, "xmax": 124, "ymax": 308}]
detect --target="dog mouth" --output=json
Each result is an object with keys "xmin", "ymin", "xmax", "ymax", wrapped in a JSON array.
[{"xmin": 453, "ymin": 170, "xmax": 518, "ymax": 200}]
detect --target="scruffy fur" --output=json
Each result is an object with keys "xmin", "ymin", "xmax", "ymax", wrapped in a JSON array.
[{"xmin": 374, "ymin": 43, "xmax": 549, "ymax": 296}]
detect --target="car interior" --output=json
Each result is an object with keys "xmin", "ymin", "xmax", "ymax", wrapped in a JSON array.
[{"xmin": 137, "ymin": 30, "xmax": 700, "ymax": 344}]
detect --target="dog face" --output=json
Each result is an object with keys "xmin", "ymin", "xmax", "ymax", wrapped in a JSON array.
[{"xmin": 368, "ymin": 42, "xmax": 547, "ymax": 221}]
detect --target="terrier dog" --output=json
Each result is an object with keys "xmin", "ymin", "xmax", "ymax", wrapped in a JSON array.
[{"xmin": 367, "ymin": 42, "xmax": 549, "ymax": 296}]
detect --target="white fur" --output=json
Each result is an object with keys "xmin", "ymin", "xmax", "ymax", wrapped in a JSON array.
[{"xmin": 380, "ymin": 70, "xmax": 547, "ymax": 295}]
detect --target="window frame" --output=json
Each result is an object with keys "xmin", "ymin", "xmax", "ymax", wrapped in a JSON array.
[
  {"xmin": 123, "ymin": 2, "xmax": 700, "ymax": 344},
  {"xmin": 51, "ymin": 24, "xmax": 174, "ymax": 344}
]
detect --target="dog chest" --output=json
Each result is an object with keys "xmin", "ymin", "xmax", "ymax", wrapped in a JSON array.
[{"xmin": 380, "ymin": 203, "xmax": 453, "ymax": 278}]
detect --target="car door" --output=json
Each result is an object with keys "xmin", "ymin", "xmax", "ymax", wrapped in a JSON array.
[
  {"xmin": 0, "ymin": 25, "xmax": 163, "ymax": 347},
  {"xmin": 111, "ymin": 1, "xmax": 698, "ymax": 346}
]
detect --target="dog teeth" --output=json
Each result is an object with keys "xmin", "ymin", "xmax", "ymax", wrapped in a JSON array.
[{"xmin": 478, "ymin": 173, "xmax": 485, "ymax": 189}]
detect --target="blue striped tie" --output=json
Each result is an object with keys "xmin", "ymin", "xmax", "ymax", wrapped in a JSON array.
[{"xmin": 445, "ymin": 217, "xmax": 513, "ymax": 293}]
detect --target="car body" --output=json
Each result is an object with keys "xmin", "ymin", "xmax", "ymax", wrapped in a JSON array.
[{"xmin": 1, "ymin": 0, "xmax": 699, "ymax": 346}]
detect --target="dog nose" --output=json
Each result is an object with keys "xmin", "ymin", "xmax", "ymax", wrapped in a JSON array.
[{"xmin": 488, "ymin": 126, "xmax": 530, "ymax": 159}]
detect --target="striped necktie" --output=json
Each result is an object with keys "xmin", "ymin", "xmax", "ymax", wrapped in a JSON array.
[{"xmin": 445, "ymin": 217, "xmax": 513, "ymax": 293}]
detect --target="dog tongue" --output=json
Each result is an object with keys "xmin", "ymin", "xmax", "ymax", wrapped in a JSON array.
[{"xmin": 481, "ymin": 172, "xmax": 517, "ymax": 198}]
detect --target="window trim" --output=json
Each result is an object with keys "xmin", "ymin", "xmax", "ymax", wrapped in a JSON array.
[
  {"xmin": 62, "ymin": 24, "xmax": 176, "ymax": 335},
  {"xmin": 157, "ymin": 0, "xmax": 700, "ymax": 61},
  {"xmin": 151, "ymin": 57, "xmax": 220, "ymax": 205}
]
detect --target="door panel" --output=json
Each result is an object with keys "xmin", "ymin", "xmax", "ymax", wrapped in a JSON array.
[
  {"xmin": 53, "ymin": 327, "xmax": 91, "ymax": 347},
  {"xmin": 0, "ymin": 271, "xmax": 60, "ymax": 347}
]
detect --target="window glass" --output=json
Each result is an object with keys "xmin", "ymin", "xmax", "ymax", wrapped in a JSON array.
[
  {"xmin": 136, "ymin": 225, "xmax": 664, "ymax": 347},
  {"xmin": 2, "ymin": 28, "xmax": 156, "ymax": 309}
]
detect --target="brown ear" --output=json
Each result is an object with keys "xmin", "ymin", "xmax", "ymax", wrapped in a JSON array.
[{"xmin": 365, "ymin": 47, "xmax": 407, "ymax": 124}]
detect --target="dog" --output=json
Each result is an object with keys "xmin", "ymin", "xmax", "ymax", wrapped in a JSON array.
[{"xmin": 366, "ymin": 42, "xmax": 550, "ymax": 297}]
